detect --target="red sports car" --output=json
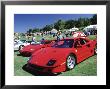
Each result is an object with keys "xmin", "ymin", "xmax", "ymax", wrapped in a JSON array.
[
  {"xmin": 19, "ymin": 40, "xmax": 55, "ymax": 57},
  {"xmin": 26, "ymin": 37, "xmax": 97, "ymax": 74}
]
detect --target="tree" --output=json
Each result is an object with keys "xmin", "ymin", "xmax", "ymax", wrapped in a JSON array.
[
  {"xmin": 83, "ymin": 18, "xmax": 91, "ymax": 26},
  {"xmin": 77, "ymin": 18, "xmax": 85, "ymax": 27},
  {"xmin": 54, "ymin": 20, "xmax": 65, "ymax": 30},
  {"xmin": 75, "ymin": 18, "xmax": 91, "ymax": 28},
  {"xmin": 20, "ymin": 33, "xmax": 25, "ymax": 36},
  {"xmin": 90, "ymin": 14, "xmax": 97, "ymax": 25},
  {"xmin": 28, "ymin": 29, "xmax": 32, "ymax": 34},
  {"xmin": 32, "ymin": 28, "xmax": 40, "ymax": 33},
  {"xmin": 42, "ymin": 24, "xmax": 53, "ymax": 31},
  {"xmin": 64, "ymin": 20, "xmax": 75, "ymax": 29},
  {"xmin": 26, "ymin": 15, "xmax": 95, "ymax": 33}
]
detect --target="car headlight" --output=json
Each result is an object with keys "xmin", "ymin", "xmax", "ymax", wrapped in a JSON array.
[
  {"xmin": 47, "ymin": 59, "xmax": 56, "ymax": 66},
  {"xmin": 30, "ymin": 49, "xmax": 34, "ymax": 51}
]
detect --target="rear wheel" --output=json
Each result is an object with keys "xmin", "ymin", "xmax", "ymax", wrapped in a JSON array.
[
  {"xmin": 19, "ymin": 45, "xmax": 24, "ymax": 50},
  {"xmin": 66, "ymin": 54, "xmax": 76, "ymax": 70}
]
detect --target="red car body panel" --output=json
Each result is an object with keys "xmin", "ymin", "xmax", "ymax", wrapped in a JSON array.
[
  {"xmin": 27, "ymin": 37, "xmax": 96, "ymax": 73},
  {"xmin": 19, "ymin": 40, "xmax": 55, "ymax": 56}
]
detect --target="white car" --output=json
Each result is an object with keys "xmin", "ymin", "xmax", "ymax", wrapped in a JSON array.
[
  {"xmin": 14, "ymin": 40, "xmax": 36, "ymax": 51},
  {"xmin": 73, "ymin": 31, "xmax": 86, "ymax": 38}
]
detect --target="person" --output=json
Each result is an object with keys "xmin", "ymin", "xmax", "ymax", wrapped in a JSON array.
[
  {"xmin": 56, "ymin": 32, "xmax": 61, "ymax": 42},
  {"xmin": 57, "ymin": 35, "xmax": 60, "ymax": 42},
  {"xmin": 83, "ymin": 30, "xmax": 87, "ymax": 35},
  {"xmin": 88, "ymin": 31, "xmax": 90, "ymax": 36},
  {"xmin": 41, "ymin": 32, "xmax": 44, "ymax": 37},
  {"xmin": 32, "ymin": 35, "xmax": 36, "ymax": 42},
  {"xmin": 65, "ymin": 31, "xmax": 68, "ymax": 37},
  {"xmin": 41, "ymin": 37, "xmax": 45, "ymax": 44}
]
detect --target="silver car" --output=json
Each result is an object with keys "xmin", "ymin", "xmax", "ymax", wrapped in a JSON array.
[{"xmin": 14, "ymin": 40, "xmax": 35, "ymax": 51}]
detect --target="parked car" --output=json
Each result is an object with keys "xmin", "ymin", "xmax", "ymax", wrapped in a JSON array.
[
  {"xmin": 14, "ymin": 40, "xmax": 36, "ymax": 51},
  {"xmin": 72, "ymin": 31, "xmax": 87, "ymax": 38},
  {"xmin": 19, "ymin": 40, "xmax": 56, "ymax": 57},
  {"xmin": 26, "ymin": 37, "xmax": 97, "ymax": 74}
]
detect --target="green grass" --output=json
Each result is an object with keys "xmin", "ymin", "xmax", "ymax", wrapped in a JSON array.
[
  {"xmin": 59, "ymin": 55, "xmax": 97, "ymax": 76},
  {"xmin": 88, "ymin": 35, "xmax": 96, "ymax": 40},
  {"xmin": 14, "ymin": 35, "xmax": 97, "ymax": 76},
  {"xmin": 20, "ymin": 35, "xmax": 54, "ymax": 41},
  {"xmin": 14, "ymin": 52, "xmax": 33, "ymax": 76}
]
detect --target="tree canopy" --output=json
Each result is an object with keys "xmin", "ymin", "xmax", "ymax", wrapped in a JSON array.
[{"xmin": 27, "ymin": 14, "xmax": 97, "ymax": 33}]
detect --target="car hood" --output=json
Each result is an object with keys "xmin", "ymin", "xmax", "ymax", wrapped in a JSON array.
[
  {"xmin": 28, "ymin": 47, "xmax": 72, "ymax": 67},
  {"xmin": 21, "ymin": 44, "xmax": 43, "ymax": 52}
]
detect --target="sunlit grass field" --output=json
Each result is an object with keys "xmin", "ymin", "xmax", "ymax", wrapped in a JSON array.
[{"xmin": 14, "ymin": 35, "xmax": 97, "ymax": 76}]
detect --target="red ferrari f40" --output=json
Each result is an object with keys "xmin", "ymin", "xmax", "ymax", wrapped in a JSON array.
[{"xmin": 26, "ymin": 37, "xmax": 97, "ymax": 74}]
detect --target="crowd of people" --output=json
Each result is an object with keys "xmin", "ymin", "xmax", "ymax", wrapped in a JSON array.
[
  {"xmin": 14, "ymin": 29, "xmax": 97, "ymax": 43},
  {"xmin": 83, "ymin": 29, "xmax": 97, "ymax": 36}
]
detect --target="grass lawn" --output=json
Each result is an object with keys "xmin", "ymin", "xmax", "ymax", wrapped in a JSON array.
[
  {"xmin": 14, "ymin": 35, "xmax": 97, "ymax": 76},
  {"xmin": 59, "ymin": 55, "xmax": 97, "ymax": 76}
]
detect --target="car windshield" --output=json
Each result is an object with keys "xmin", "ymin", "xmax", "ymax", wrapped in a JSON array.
[
  {"xmin": 31, "ymin": 40, "xmax": 52, "ymax": 45},
  {"xmin": 52, "ymin": 39, "xmax": 74, "ymax": 48}
]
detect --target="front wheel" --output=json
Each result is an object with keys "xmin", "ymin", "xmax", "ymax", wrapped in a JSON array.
[{"xmin": 66, "ymin": 54, "xmax": 76, "ymax": 70}]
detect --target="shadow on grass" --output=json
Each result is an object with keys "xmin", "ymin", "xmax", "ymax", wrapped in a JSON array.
[
  {"xmin": 17, "ymin": 53, "xmax": 22, "ymax": 56},
  {"xmin": 17, "ymin": 53, "xmax": 30, "ymax": 57},
  {"xmin": 22, "ymin": 64, "xmax": 61, "ymax": 76},
  {"xmin": 14, "ymin": 50, "xmax": 18, "ymax": 52},
  {"xmin": 14, "ymin": 51, "xmax": 24, "ymax": 57}
]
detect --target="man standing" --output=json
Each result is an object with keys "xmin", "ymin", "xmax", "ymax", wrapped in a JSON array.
[{"xmin": 32, "ymin": 35, "xmax": 36, "ymax": 42}]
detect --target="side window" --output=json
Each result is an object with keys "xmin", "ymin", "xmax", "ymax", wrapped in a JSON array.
[
  {"xmin": 80, "ymin": 38, "xmax": 89, "ymax": 45},
  {"xmin": 57, "ymin": 41, "xmax": 64, "ymax": 45},
  {"xmin": 74, "ymin": 40, "xmax": 80, "ymax": 48},
  {"xmin": 83, "ymin": 39, "xmax": 88, "ymax": 43},
  {"xmin": 80, "ymin": 39, "xmax": 85, "ymax": 45}
]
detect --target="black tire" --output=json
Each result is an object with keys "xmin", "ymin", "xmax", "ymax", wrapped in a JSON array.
[
  {"xmin": 66, "ymin": 54, "xmax": 76, "ymax": 70},
  {"xmin": 19, "ymin": 45, "xmax": 24, "ymax": 50}
]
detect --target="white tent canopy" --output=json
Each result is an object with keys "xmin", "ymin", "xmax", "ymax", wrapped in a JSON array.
[
  {"xmin": 68, "ymin": 27, "xmax": 79, "ymax": 32},
  {"xmin": 51, "ymin": 28, "xmax": 58, "ymax": 34},
  {"xmin": 83, "ymin": 25, "xmax": 97, "ymax": 32}
]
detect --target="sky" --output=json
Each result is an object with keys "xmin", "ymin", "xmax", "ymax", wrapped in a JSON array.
[{"xmin": 14, "ymin": 14, "xmax": 94, "ymax": 33}]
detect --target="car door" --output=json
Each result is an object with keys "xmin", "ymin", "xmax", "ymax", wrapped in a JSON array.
[
  {"xmin": 82, "ymin": 38, "xmax": 94, "ymax": 57},
  {"xmin": 74, "ymin": 38, "xmax": 91, "ymax": 63},
  {"xmin": 74, "ymin": 39, "xmax": 84, "ymax": 63},
  {"xmin": 79, "ymin": 38, "xmax": 91, "ymax": 60}
]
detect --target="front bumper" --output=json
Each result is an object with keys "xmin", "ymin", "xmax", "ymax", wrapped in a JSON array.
[
  {"xmin": 26, "ymin": 62, "xmax": 66, "ymax": 74},
  {"xmin": 26, "ymin": 63, "xmax": 54, "ymax": 73}
]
